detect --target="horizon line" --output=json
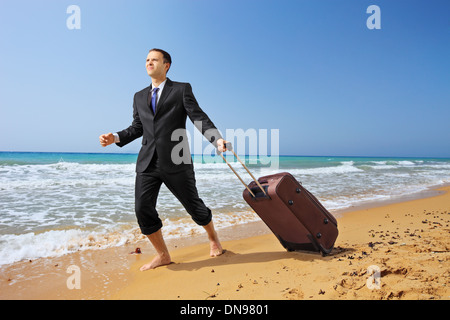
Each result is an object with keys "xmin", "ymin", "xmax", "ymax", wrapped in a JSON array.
[{"xmin": 1, "ymin": 150, "xmax": 449, "ymax": 160}]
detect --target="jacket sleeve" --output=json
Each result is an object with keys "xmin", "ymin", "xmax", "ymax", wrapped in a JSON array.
[
  {"xmin": 183, "ymin": 83, "xmax": 223, "ymax": 148},
  {"xmin": 115, "ymin": 93, "xmax": 143, "ymax": 147}
]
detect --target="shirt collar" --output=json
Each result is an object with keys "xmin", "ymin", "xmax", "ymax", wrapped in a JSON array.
[{"xmin": 151, "ymin": 78, "xmax": 167, "ymax": 92}]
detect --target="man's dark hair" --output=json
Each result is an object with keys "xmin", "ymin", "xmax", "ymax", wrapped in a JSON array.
[{"xmin": 149, "ymin": 48, "xmax": 172, "ymax": 73}]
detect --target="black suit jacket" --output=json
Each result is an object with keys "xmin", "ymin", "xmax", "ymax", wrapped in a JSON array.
[{"xmin": 116, "ymin": 78, "xmax": 222, "ymax": 173}]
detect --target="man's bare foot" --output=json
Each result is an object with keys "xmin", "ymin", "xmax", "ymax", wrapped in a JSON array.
[
  {"xmin": 140, "ymin": 253, "xmax": 172, "ymax": 271},
  {"xmin": 209, "ymin": 236, "xmax": 225, "ymax": 257},
  {"xmin": 209, "ymin": 239, "xmax": 224, "ymax": 257},
  {"xmin": 203, "ymin": 221, "xmax": 224, "ymax": 257}
]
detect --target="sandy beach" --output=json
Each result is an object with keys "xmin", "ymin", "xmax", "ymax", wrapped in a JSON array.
[{"xmin": 1, "ymin": 186, "xmax": 449, "ymax": 301}]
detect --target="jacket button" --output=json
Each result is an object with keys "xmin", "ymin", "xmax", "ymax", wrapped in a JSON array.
[
  {"xmin": 316, "ymin": 233, "xmax": 322, "ymax": 238},
  {"xmin": 324, "ymin": 218, "xmax": 329, "ymax": 224},
  {"xmin": 288, "ymin": 200, "xmax": 294, "ymax": 205}
]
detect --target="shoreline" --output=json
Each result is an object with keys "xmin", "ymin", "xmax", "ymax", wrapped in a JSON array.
[
  {"xmin": 1, "ymin": 185, "xmax": 449, "ymax": 300},
  {"xmin": 332, "ymin": 182, "xmax": 450, "ymax": 217}
]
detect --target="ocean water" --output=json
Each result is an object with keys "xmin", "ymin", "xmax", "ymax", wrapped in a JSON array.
[{"xmin": 0, "ymin": 151, "xmax": 449, "ymax": 265}]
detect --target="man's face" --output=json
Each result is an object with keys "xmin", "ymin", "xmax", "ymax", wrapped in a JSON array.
[{"xmin": 146, "ymin": 51, "xmax": 169, "ymax": 78}]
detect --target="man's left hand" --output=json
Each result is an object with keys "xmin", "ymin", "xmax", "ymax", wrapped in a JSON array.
[{"xmin": 217, "ymin": 139, "xmax": 229, "ymax": 153}]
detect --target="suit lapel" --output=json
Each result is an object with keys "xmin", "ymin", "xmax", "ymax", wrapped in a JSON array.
[{"xmin": 154, "ymin": 78, "xmax": 173, "ymax": 118}]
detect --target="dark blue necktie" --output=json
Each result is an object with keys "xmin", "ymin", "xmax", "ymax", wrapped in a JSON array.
[{"xmin": 151, "ymin": 87, "xmax": 159, "ymax": 113}]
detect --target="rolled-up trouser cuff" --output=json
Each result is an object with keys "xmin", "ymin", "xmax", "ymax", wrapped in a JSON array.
[
  {"xmin": 192, "ymin": 208, "xmax": 212, "ymax": 226},
  {"xmin": 139, "ymin": 221, "xmax": 163, "ymax": 236}
]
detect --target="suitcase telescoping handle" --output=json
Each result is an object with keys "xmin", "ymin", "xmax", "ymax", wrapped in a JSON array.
[{"xmin": 217, "ymin": 142, "xmax": 267, "ymax": 198}]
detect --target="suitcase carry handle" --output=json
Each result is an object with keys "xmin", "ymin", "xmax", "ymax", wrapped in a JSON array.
[{"xmin": 217, "ymin": 142, "xmax": 268, "ymax": 198}]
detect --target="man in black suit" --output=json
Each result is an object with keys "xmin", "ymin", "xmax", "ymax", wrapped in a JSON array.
[{"xmin": 100, "ymin": 49, "xmax": 227, "ymax": 270}]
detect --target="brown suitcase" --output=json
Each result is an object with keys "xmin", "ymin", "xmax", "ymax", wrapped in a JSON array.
[{"xmin": 219, "ymin": 145, "xmax": 338, "ymax": 256}]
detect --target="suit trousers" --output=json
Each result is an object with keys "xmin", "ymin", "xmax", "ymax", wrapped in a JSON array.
[{"xmin": 134, "ymin": 153, "xmax": 212, "ymax": 235}]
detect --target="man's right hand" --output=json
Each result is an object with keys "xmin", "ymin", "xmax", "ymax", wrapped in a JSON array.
[{"xmin": 99, "ymin": 133, "xmax": 115, "ymax": 147}]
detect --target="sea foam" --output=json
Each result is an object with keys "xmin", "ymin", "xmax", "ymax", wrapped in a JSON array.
[{"xmin": 1, "ymin": 153, "xmax": 449, "ymax": 265}]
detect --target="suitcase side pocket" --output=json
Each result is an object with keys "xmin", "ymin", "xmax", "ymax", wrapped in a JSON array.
[
  {"xmin": 278, "ymin": 175, "xmax": 338, "ymax": 255},
  {"xmin": 303, "ymin": 188, "xmax": 338, "ymax": 226}
]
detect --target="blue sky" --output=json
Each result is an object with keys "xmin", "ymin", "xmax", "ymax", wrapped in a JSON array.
[{"xmin": 0, "ymin": 0, "xmax": 449, "ymax": 157}]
